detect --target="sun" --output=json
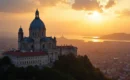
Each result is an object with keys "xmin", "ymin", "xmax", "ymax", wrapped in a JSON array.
[
  {"xmin": 92, "ymin": 11, "xmax": 100, "ymax": 18},
  {"xmin": 86, "ymin": 11, "xmax": 102, "ymax": 22}
]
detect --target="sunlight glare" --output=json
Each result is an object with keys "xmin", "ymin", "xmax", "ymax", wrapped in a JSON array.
[
  {"xmin": 91, "ymin": 39, "xmax": 102, "ymax": 42},
  {"xmin": 86, "ymin": 11, "xmax": 102, "ymax": 22},
  {"xmin": 92, "ymin": 36, "xmax": 100, "ymax": 39}
]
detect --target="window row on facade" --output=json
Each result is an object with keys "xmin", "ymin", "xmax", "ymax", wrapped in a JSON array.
[
  {"xmin": 17, "ymin": 56, "xmax": 44, "ymax": 60},
  {"xmin": 17, "ymin": 60, "xmax": 42, "ymax": 65}
]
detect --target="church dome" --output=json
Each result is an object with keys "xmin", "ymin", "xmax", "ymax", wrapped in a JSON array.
[
  {"xmin": 30, "ymin": 9, "xmax": 46, "ymax": 30},
  {"xmin": 30, "ymin": 18, "xmax": 45, "ymax": 30}
]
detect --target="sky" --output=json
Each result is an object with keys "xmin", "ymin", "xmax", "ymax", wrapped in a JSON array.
[{"xmin": 0, "ymin": 0, "xmax": 130, "ymax": 38}]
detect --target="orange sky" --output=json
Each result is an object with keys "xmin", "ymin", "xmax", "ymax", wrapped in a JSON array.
[{"xmin": 0, "ymin": 0, "xmax": 130, "ymax": 38}]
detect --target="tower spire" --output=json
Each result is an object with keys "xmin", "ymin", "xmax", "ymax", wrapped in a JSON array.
[
  {"xmin": 35, "ymin": 9, "xmax": 39, "ymax": 18},
  {"xmin": 19, "ymin": 25, "xmax": 23, "ymax": 32}
]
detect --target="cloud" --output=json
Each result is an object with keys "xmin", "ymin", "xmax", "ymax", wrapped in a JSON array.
[
  {"xmin": 115, "ymin": 9, "xmax": 130, "ymax": 17},
  {"xmin": 0, "ymin": 0, "xmax": 117, "ymax": 13},
  {"xmin": 72, "ymin": 0, "xmax": 117, "ymax": 12},
  {"xmin": 0, "ymin": 0, "xmax": 61, "ymax": 13},
  {"xmin": 72, "ymin": 0, "xmax": 102, "ymax": 12},
  {"xmin": 105, "ymin": 0, "xmax": 116, "ymax": 9}
]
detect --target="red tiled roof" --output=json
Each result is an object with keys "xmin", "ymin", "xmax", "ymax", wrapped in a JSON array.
[
  {"xmin": 3, "ymin": 51, "xmax": 47, "ymax": 57},
  {"xmin": 57, "ymin": 46, "xmax": 77, "ymax": 49}
]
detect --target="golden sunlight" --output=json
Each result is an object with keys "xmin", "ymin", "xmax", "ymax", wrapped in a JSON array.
[
  {"xmin": 88, "ymin": 36, "xmax": 103, "ymax": 42},
  {"xmin": 87, "ymin": 11, "xmax": 102, "ymax": 22},
  {"xmin": 92, "ymin": 36, "xmax": 100, "ymax": 39},
  {"xmin": 91, "ymin": 39, "xmax": 103, "ymax": 42}
]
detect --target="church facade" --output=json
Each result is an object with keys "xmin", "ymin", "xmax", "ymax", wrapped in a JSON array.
[
  {"xmin": 3, "ymin": 10, "xmax": 77, "ymax": 67},
  {"xmin": 18, "ymin": 9, "xmax": 56, "ymax": 52}
]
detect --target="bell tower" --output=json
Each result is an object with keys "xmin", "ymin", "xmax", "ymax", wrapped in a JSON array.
[{"xmin": 18, "ymin": 26, "xmax": 23, "ymax": 50}]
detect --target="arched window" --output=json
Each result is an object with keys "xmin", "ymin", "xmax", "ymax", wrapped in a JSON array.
[
  {"xmin": 42, "ymin": 32, "xmax": 44, "ymax": 36},
  {"xmin": 31, "ymin": 45, "xmax": 34, "ymax": 49},
  {"xmin": 49, "ymin": 43, "xmax": 52, "ymax": 48},
  {"xmin": 35, "ymin": 32, "xmax": 36, "ymax": 37},
  {"xmin": 37, "ymin": 33, "xmax": 39, "ymax": 37},
  {"xmin": 43, "ymin": 44, "xmax": 45, "ymax": 49},
  {"xmin": 33, "ymin": 32, "xmax": 35, "ymax": 37},
  {"xmin": 33, "ymin": 32, "xmax": 36, "ymax": 37},
  {"xmin": 37, "ymin": 33, "xmax": 38, "ymax": 37}
]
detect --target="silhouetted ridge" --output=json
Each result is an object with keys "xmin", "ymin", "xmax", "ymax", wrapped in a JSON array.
[{"xmin": 100, "ymin": 33, "xmax": 130, "ymax": 40}]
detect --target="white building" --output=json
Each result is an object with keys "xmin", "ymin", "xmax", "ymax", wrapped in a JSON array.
[{"xmin": 3, "ymin": 9, "xmax": 77, "ymax": 67}]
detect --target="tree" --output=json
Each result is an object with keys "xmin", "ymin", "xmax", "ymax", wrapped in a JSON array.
[
  {"xmin": 53, "ymin": 54, "xmax": 112, "ymax": 80},
  {"xmin": 0, "ymin": 56, "xmax": 11, "ymax": 65}
]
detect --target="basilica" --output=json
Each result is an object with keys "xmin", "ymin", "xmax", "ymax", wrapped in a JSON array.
[
  {"xmin": 18, "ymin": 9, "xmax": 56, "ymax": 52},
  {"xmin": 3, "ymin": 9, "xmax": 77, "ymax": 67}
]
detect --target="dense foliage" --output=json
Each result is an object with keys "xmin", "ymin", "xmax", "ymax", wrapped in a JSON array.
[
  {"xmin": 0, "ymin": 55, "xmax": 112, "ymax": 80},
  {"xmin": 53, "ymin": 54, "xmax": 112, "ymax": 80}
]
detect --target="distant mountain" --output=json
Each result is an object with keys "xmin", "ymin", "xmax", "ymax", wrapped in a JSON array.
[
  {"xmin": 100, "ymin": 33, "xmax": 130, "ymax": 40},
  {"xmin": 57, "ymin": 36, "xmax": 84, "ymax": 46}
]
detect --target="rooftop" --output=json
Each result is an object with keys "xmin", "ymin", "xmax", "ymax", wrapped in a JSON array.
[
  {"xmin": 57, "ymin": 45, "xmax": 77, "ymax": 49},
  {"xmin": 3, "ymin": 51, "xmax": 47, "ymax": 57}
]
